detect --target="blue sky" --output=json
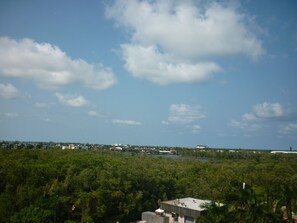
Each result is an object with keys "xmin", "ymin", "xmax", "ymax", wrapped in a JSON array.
[{"xmin": 0, "ymin": 0, "xmax": 296, "ymax": 149}]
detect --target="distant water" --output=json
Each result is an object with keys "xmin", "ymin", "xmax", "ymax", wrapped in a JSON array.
[
  {"xmin": 151, "ymin": 154, "xmax": 180, "ymax": 159},
  {"xmin": 122, "ymin": 151, "xmax": 208, "ymax": 162},
  {"xmin": 151, "ymin": 154, "xmax": 208, "ymax": 162}
]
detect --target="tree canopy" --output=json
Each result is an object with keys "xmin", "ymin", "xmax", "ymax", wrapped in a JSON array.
[{"xmin": 0, "ymin": 148, "xmax": 296, "ymax": 222}]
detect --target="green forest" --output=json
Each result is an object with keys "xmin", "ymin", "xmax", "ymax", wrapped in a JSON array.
[{"xmin": 0, "ymin": 148, "xmax": 296, "ymax": 223}]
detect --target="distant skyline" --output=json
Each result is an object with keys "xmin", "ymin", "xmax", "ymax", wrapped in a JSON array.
[{"xmin": 0, "ymin": 0, "xmax": 297, "ymax": 149}]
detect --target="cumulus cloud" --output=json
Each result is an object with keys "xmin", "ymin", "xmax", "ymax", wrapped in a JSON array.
[
  {"xmin": 106, "ymin": 0, "xmax": 264, "ymax": 85},
  {"xmin": 0, "ymin": 83, "xmax": 20, "ymax": 99},
  {"xmin": 34, "ymin": 102, "xmax": 51, "ymax": 109},
  {"xmin": 241, "ymin": 113, "xmax": 258, "ymax": 122},
  {"xmin": 0, "ymin": 37, "xmax": 117, "ymax": 90},
  {"xmin": 112, "ymin": 119, "xmax": 142, "ymax": 126},
  {"xmin": 4, "ymin": 112, "xmax": 19, "ymax": 118},
  {"xmin": 230, "ymin": 102, "xmax": 296, "ymax": 131},
  {"xmin": 121, "ymin": 44, "xmax": 220, "ymax": 85},
  {"xmin": 88, "ymin": 110, "xmax": 99, "ymax": 117},
  {"xmin": 229, "ymin": 119, "xmax": 261, "ymax": 131},
  {"xmin": 191, "ymin": 124, "xmax": 201, "ymax": 133},
  {"xmin": 55, "ymin": 93, "xmax": 89, "ymax": 107},
  {"xmin": 279, "ymin": 123, "xmax": 297, "ymax": 135},
  {"xmin": 43, "ymin": 118, "xmax": 54, "ymax": 123},
  {"xmin": 253, "ymin": 102, "xmax": 283, "ymax": 118},
  {"xmin": 165, "ymin": 104, "xmax": 206, "ymax": 124},
  {"xmin": 88, "ymin": 110, "xmax": 105, "ymax": 118}
]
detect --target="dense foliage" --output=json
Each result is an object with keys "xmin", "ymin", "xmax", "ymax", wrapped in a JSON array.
[{"xmin": 0, "ymin": 148, "xmax": 296, "ymax": 222}]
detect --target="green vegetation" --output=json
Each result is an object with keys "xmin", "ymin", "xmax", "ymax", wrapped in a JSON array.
[{"xmin": 0, "ymin": 148, "xmax": 296, "ymax": 222}]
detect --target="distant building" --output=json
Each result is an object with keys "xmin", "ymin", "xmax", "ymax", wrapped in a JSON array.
[
  {"xmin": 159, "ymin": 150, "xmax": 173, "ymax": 155},
  {"xmin": 196, "ymin": 145, "xmax": 208, "ymax": 149},
  {"xmin": 110, "ymin": 146, "xmax": 123, "ymax": 151},
  {"xmin": 62, "ymin": 144, "xmax": 76, "ymax": 150},
  {"xmin": 271, "ymin": 151, "xmax": 297, "ymax": 154}
]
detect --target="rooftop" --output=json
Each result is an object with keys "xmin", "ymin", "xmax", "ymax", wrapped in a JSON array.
[{"xmin": 161, "ymin": 197, "xmax": 212, "ymax": 212}]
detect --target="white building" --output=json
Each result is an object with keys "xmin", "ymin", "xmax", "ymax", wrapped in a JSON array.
[
  {"xmin": 196, "ymin": 145, "xmax": 208, "ymax": 149},
  {"xmin": 271, "ymin": 151, "xmax": 297, "ymax": 154}
]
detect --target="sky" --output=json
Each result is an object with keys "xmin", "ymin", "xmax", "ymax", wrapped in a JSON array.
[{"xmin": 0, "ymin": 0, "xmax": 297, "ymax": 150}]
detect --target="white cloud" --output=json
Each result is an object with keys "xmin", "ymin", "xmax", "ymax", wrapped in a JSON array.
[
  {"xmin": 279, "ymin": 123, "xmax": 297, "ymax": 135},
  {"xmin": 191, "ymin": 124, "xmax": 201, "ymax": 133},
  {"xmin": 230, "ymin": 102, "xmax": 296, "ymax": 132},
  {"xmin": 0, "ymin": 83, "xmax": 20, "ymax": 99},
  {"xmin": 88, "ymin": 110, "xmax": 104, "ymax": 117},
  {"xmin": 112, "ymin": 119, "xmax": 142, "ymax": 126},
  {"xmin": 34, "ymin": 102, "xmax": 51, "ymax": 109},
  {"xmin": 43, "ymin": 118, "xmax": 54, "ymax": 123},
  {"xmin": 166, "ymin": 104, "xmax": 206, "ymax": 124},
  {"xmin": 55, "ymin": 93, "xmax": 89, "ymax": 107},
  {"xmin": 253, "ymin": 102, "xmax": 283, "ymax": 118},
  {"xmin": 121, "ymin": 44, "xmax": 220, "ymax": 85},
  {"xmin": 0, "ymin": 37, "xmax": 117, "ymax": 90},
  {"xmin": 106, "ymin": 0, "xmax": 264, "ymax": 85},
  {"xmin": 4, "ymin": 112, "xmax": 19, "ymax": 118},
  {"xmin": 229, "ymin": 119, "xmax": 261, "ymax": 131},
  {"xmin": 88, "ymin": 110, "xmax": 98, "ymax": 116},
  {"xmin": 242, "ymin": 113, "xmax": 258, "ymax": 122}
]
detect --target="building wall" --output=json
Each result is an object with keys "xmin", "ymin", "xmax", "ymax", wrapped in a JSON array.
[
  {"xmin": 142, "ymin": 212, "xmax": 169, "ymax": 223},
  {"xmin": 164, "ymin": 213, "xmax": 195, "ymax": 223},
  {"xmin": 141, "ymin": 212, "xmax": 197, "ymax": 223},
  {"xmin": 160, "ymin": 203, "xmax": 201, "ymax": 219}
]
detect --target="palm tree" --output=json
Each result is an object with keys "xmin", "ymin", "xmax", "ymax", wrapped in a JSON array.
[
  {"xmin": 274, "ymin": 182, "xmax": 297, "ymax": 223},
  {"xmin": 232, "ymin": 187, "xmax": 284, "ymax": 223},
  {"xmin": 197, "ymin": 202, "xmax": 235, "ymax": 223},
  {"xmin": 199, "ymin": 187, "xmax": 284, "ymax": 223}
]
